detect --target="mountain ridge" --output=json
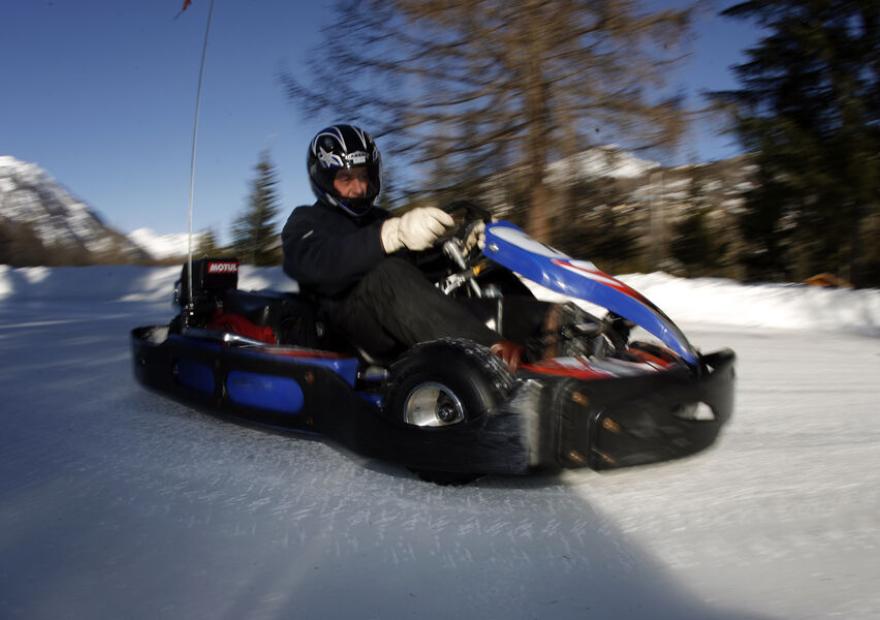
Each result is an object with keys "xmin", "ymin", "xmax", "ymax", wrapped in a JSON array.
[{"xmin": 0, "ymin": 155, "xmax": 149, "ymax": 264}]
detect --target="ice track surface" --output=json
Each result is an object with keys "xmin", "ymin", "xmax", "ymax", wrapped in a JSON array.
[{"xmin": 1, "ymin": 281, "xmax": 879, "ymax": 619}]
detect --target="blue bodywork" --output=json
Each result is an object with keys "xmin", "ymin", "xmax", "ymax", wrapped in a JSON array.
[
  {"xmin": 483, "ymin": 222, "xmax": 699, "ymax": 366},
  {"xmin": 234, "ymin": 348, "xmax": 360, "ymax": 387},
  {"xmin": 227, "ymin": 371, "xmax": 305, "ymax": 414},
  {"xmin": 177, "ymin": 358, "xmax": 215, "ymax": 394}
]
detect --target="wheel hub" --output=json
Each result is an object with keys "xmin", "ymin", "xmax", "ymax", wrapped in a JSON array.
[{"xmin": 403, "ymin": 382, "xmax": 465, "ymax": 427}]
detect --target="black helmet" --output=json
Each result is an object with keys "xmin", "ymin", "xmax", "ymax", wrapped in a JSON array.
[{"xmin": 307, "ymin": 124, "xmax": 382, "ymax": 216}]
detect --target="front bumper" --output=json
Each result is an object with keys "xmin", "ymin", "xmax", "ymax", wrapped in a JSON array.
[{"xmin": 525, "ymin": 349, "xmax": 736, "ymax": 470}]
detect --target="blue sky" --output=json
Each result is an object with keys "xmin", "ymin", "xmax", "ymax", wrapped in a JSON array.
[{"xmin": 1, "ymin": 1, "xmax": 759, "ymax": 240}]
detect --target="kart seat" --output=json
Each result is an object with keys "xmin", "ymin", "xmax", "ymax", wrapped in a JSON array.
[
  {"xmin": 222, "ymin": 290, "xmax": 320, "ymax": 348},
  {"xmin": 223, "ymin": 289, "xmax": 286, "ymax": 326}
]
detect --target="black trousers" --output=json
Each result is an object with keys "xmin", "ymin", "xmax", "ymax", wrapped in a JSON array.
[{"xmin": 328, "ymin": 257, "xmax": 499, "ymax": 359}]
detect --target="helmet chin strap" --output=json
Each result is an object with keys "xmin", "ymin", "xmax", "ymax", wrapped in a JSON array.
[
  {"xmin": 324, "ymin": 188, "xmax": 373, "ymax": 217},
  {"xmin": 336, "ymin": 197, "xmax": 372, "ymax": 217}
]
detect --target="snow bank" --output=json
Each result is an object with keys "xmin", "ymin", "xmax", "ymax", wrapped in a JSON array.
[
  {"xmin": 0, "ymin": 265, "xmax": 297, "ymax": 304},
  {"xmin": 620, "ymin": 272, "xmax": 880, "ymax": 335},
  {"xmin": 0, "ymin": 264, "xmax": 877, "ymax": 335}
]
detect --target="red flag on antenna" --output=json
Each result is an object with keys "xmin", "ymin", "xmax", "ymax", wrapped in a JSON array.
[{"xmin": 181, "ymin": 0, "xmax": 192, "ymax": 11}]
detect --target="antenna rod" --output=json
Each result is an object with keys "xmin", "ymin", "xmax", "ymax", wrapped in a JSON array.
[{"xmin": 185, "ymin": 0, "xmax": 216, "ymax": 322}]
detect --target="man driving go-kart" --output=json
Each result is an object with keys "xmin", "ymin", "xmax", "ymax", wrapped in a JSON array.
[
  {"xmin": 131, "ymin": 123, "xmax": 735, "ymax": 481},
  {"xmin": 281, "ymin": 124, "xmax": 526, "ymax": 370}
]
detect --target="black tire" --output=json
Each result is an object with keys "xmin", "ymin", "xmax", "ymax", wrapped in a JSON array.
[
  {"xmin": 384, "ymin": 339, "xmax": 515, "ymax": 485},
  {"xmin": 384, "ymin": 338, "xmax": 515, "ymax": 428}
]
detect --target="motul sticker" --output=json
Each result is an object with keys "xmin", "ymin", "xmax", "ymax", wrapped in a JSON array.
[{"xmin": 207, "ymin": 262, "xmax": 238, "ymax": 274}]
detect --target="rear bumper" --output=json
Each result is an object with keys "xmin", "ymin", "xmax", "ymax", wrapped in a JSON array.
[{"xmin": 524, "ymin": 349, "xmax": 736, "ymax": 470}]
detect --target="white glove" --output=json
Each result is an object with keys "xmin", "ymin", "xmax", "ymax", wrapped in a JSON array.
[
  {"xmin": 463, "ymin": 221, "xmax": 486, "ymax": 253},
  {"xmin": 380, "ymin": 207, "xmax": 455, "ymax": 253}
]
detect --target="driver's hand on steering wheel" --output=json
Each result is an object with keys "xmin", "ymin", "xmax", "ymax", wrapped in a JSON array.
[
  {"xmin": 463, "ymin": 221, "xmax": 486, "ymax": 253},
  {"xmin": 381, "ymin": 207, "xmax": 455, "ymax": 253}
]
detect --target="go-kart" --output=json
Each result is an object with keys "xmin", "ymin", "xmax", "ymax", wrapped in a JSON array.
[{"xmin": 131, "ymin": 202, "xmax": 735, "ymax": 482}]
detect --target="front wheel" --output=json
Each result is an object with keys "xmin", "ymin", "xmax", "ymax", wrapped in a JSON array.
[
  {"xmin": 383, "ymin": 338, "xmax": 515, "ymax": 483},
  {"xmin": 384, "ymin": 338, "xmax": 514, "ymax": 427}
]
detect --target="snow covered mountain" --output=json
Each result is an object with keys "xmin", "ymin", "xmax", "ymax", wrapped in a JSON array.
[
  {"xmin": 546, "ymin": 146, "xmax": 756, "ymax": 214},
  {"xmin": 127, "ymin": 228, "xmax": 205, "ymax": 261},
  {"xmin": 481, "ymin": 145, "xmax": 756, "ymax": 277},
  {"xmin": 545, "ymin": 145, "xmax": 662, "ymax": 183},
  {"xmin": 486, "ymin": 145, "xmax": 754, "ymax": 216},
  {"xmin": 0, "ymin": 155, "xmax": 148, "ymax": 263}
]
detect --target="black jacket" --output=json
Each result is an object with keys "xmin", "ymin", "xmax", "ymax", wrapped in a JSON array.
[{"xmin": 281, "ymin": 202, "xmax": 390, "ymax": 299}]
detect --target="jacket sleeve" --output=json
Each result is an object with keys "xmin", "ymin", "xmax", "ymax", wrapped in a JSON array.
[{"xmin": 281, "ymin": 207, "xmax": 388, "ymax": 297}]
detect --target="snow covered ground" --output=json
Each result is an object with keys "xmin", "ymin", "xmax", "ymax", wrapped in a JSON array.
[{"xmin": 1, "ymin": 266, "xmax": 878, "ymax": 619}]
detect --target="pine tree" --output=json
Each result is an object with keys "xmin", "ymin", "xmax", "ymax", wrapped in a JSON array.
[
  {"xmin": 671, "ymin": 206, "xmax": 715, "ymax": 276},
  {"xmin": 0, "ymin": 219, "xmax": 48, "ymax": 266},
  {"xmin": 553, "ymin": 178, "xmax": 640, "ymax": 272},
  {"xmin": 713, "ymin": 1, "xmax": 880, "ymax": 284},
  {"xmin": 283, "ymin": 0, "xmax": 694, "ymax": 242},
  {"xmin": 671, "ymin": 176, "xmax": 723, "ymax": 276},
  {"xmin": 231, "ymin": 152, "xmax": 280, "ymax": 266},
  {"xmin": 196, "ymin": 227, "xmax": 223, "ymax": 257}
]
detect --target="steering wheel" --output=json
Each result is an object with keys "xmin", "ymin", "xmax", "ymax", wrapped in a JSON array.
[
  {"xmin": 434, "ymin": 200, "xmax": 493, "ymax": 296},
  {"xmin": 438, "ymin": 200, "xmax": 493, "ymax": 244},
  {"xmin": 432, "ymin": 199, "xmax": 532, "ymax": 300}
]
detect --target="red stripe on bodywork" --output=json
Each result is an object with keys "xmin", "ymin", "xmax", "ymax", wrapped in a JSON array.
[
  {"xmin": 551, "ymin": 259, "xmax": 653, "ymax": 306},
  {"xmin": 264, "ymin": 348, "xmax": 349, "ymax": 360},
  {"xmin": 522, "ymin": 359, "xmax": 614, "ymax": 380},
  {"xmin": 207, "ymin": 312, "xmax": 276, "ymax": 344}
]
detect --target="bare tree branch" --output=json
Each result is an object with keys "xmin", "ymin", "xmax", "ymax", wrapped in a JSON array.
[{"xmin": 283, "ymin": 0, "xmax": 695, "ymax": 239}]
